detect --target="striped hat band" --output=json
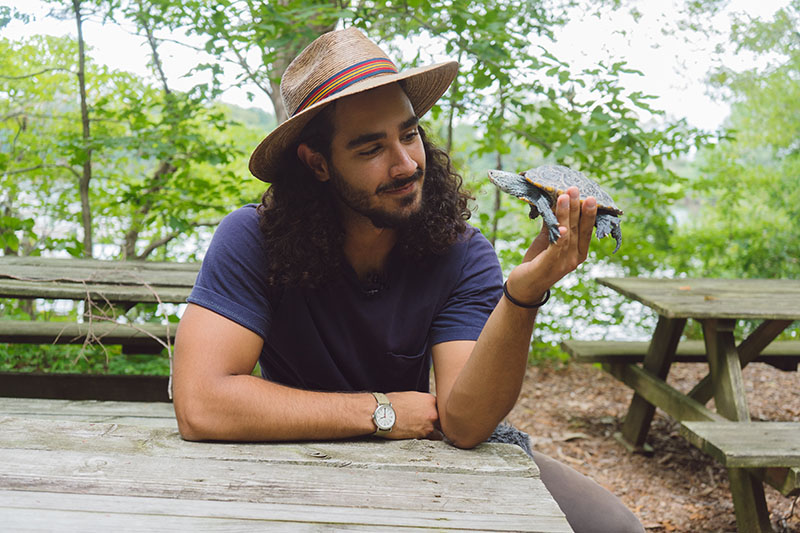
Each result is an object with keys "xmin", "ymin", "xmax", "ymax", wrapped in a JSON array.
[{"xmin": 292, "ymin": 58, "xmax": 398, "ymax": 116}]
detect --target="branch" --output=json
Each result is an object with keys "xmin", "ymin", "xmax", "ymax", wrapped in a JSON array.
[
  {"xmin": 137, "ymin": 0, "xmax": 171, "ymax": 95},
  {"xmin": 136, "ymin": 220, "xmax": 220, "ymax": 260},
  {"xmin": 4, "ymin": 163, "xmax": 81, "ymax": 179},
  {"xmin": 0, "ymin": 67, "xmax": 73, "ymax": 80},
  {"xmin": 511, "ymin": 127, "xmax": 554, "ymax": 153}
]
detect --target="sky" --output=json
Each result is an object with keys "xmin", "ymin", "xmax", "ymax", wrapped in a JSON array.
[{"xmin": 0, "ymin": 0, "xmax": 791, "ymax": 131}]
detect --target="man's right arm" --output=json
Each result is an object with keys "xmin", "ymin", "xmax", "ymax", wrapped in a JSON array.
[{"xmin": 172, "ymin": 303, "xmax": 437, "ymax": 442}]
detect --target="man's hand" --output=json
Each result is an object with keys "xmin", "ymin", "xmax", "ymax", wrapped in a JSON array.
[
  {"xmin": 383, "ymin": 391, "xmax": 439, "ymax": 440},
  {"xmin": 506, "ymin": 186, "xmax": 597, "ymax": 304}
]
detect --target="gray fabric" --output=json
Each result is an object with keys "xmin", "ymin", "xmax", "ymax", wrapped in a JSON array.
[
  {"xmin": 485, "ymin": 424, "xmax": 644, "ymax": 533},
  {"xmin": 487, "ymin": 422, "xmax": 534, "ymax": 457}
]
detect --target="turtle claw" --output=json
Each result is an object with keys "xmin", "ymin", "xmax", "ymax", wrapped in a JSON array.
[
  {"xmin": 596, "ymin": 214, "xmax": 622, "ymax": 254},
  {"xmin": 545, "ymin": 220, "xmax": 562, "ymax": 244}
]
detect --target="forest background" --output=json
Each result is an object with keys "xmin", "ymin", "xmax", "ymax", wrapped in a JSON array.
[{"xmin": 0, "ymin": 0, "xmax": 798, "ymax": 375}]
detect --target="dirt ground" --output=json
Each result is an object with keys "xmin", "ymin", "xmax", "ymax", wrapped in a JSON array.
[{"xmin": 506, "ymin": 361, "xmax": 800, "ymax": 532}]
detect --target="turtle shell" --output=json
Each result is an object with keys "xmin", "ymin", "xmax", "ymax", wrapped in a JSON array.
[{"xmin": 523, "ymin": 165, "xmax": 622, "ymax": 215}]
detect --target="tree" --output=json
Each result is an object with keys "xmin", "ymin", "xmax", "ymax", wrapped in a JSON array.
[{"xmin": 671, "ymin": 2, "xmax": 799, "ymax": 280}]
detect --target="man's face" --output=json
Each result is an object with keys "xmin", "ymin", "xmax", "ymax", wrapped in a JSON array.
[{"xmin": 323, "ymin": 83, "xmax": 427, "ymax": 229}]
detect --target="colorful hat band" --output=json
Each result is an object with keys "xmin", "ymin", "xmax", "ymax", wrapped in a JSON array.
[{"xmin": 292, "ymin": 58, "xmax": 398, "ymax": 116}]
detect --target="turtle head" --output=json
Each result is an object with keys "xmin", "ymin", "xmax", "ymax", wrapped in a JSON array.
[{"xmin": 488, "ymin": 169, "xmax": 532, "ymax": 198}]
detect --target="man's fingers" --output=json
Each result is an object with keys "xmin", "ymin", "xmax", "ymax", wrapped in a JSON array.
[
  {"xmin": 568, "ymin": 187, "xmax": 581, "ymax": 237},
  {"xmin": 578, "ymin": 196, "xmax": 597, "ymax": 260},
  {"xmin": 554, "ymin": 193, "xmax": 570, "ymax": 245}
]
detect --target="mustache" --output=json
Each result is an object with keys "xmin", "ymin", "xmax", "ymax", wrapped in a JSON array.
[{"xmin": 376, "ymin": 168, "xmax": 424, "ymax": 193}]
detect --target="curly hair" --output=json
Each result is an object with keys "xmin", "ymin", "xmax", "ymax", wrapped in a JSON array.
[{"xmin": 257, "ymin": 104, "xmax": 473, "ymax": 289}]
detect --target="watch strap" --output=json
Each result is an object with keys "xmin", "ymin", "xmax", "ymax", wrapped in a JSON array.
[
  {"xmin": 371, "ymin": 392, "xmax": 393, "ymax": 436},
  {"xmin": 372, "ymin": 392, "xmax": 390, "ymax": 406}
]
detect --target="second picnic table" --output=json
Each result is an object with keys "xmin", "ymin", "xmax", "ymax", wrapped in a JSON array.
[
  {"xmin": 563, "ymin": 277, "xmax": 800, "ymax": 532},
  {"xmin": 0, "ymin": 256, "xmax": 200, "ymax": 400}
]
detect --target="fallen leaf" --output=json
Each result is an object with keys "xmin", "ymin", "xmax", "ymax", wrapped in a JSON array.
[
  {"xmin": 678, "ymin": 286, "xmax": 692, "ymax": 291},
  {"xmin": 553, "ymin": 432, "xmax": 591, "ymax": 442}
]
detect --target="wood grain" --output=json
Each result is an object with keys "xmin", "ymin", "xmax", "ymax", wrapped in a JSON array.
[
  {"xmin": 0, "ymin": 400, "xmax": 572, "ymax": 532},
  {"xmin": 597, "ymin": 277, "xmax": 800, "ymax": 320},
  {"xmin": 680, "ymin": 421, "xmax": 800, "ymax": 468}
]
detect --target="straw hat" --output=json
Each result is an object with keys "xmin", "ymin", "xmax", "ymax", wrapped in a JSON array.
[{"xmin": 248, "ymin": 27, "xmax": 459, "ymax": 182}]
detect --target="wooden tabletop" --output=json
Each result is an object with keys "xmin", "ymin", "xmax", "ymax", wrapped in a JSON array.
[
  {"xmin": 0, "ymin": 398, "xmax": 571, "ymax": 532},
  {"xmin": 598, "ymin": 277, "xmax": 800, "ymax": 320},
  {"xmin": 0, "ymin": 256, "xmax": 199, "ymax": 303}
]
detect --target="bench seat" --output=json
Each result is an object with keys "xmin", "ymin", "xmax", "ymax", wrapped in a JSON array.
[
  {"xmin": 0, "ymin": 320, "xmax": 173, "ymax": 354},
  {"xmin": 681, "ymin": 421, "xmax": 800, "ymax": 497},
  {"xmin": 561, "ymin": 339, "xmax": 800, "ymax": 371}
]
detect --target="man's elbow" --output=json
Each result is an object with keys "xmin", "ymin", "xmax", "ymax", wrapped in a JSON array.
[
  {"xmin": 441, "ymin": 414, "xmax": 494, "ymax": 450},
  {"xmin": 448, "ymin": 434, "xmax": 485, "ymax": 450},
  {"xmin": 173, "ymin": 389, "xmax": 214, "ymax": 441}
]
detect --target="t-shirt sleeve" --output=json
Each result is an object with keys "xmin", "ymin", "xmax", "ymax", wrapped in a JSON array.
[
  {"xmin": 429, "ymin": 230, "xmax": 503, "ymax": 345},
  {"xmin": 186, "ymin": 206, "xmax": 273, "ymax": 339}
]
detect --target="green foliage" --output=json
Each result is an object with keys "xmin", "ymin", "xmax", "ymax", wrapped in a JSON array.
[
  {"xmin": 4, "ymin": 0, "xmax": 795, "ymax": 369},
  {"xmin": 0, "ymin": 342, "xmax": 170, "ymax": 375},
  {"xmin": 672, "ymin": 2, "xmax": 799, "ymax": 281},
  {"xmin": 666, "ymin": 1, "xmax": 800, "ymax": 341},
  {"xmin": 1, "ymin": 32, "xmax": 264, "ymax": 261}
]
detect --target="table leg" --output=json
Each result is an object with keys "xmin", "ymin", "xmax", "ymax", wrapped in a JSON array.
[
  {"xmin": 703, "ymin": 319, "xmax": 774, "ymax": 532},
  {"xmin": 618, "ymin": 316, "xmax": 686, "ymax": 453},
  {"xmin": 689, "ymin": 319, "xmax": 793, "ymax": 404},
  {"xmin": 702, "ymin": 319, "xmax": 750, "ymax": 422},
  {"xmin": 729, "ymin": 468, "xmax": 774, "ymax": 532}
]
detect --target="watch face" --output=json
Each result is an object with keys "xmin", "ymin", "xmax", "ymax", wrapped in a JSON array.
[{"xmin": 374, "ymin": 404, "xmax": 396, "ymax": 430}]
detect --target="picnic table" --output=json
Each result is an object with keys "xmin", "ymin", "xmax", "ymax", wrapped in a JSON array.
[
  {"xmin": 0, "ymin": 256, "xmax": 199, "ymax": 401},
  {"xmin": 0, "ymin": 397, "xmax": 572, "ymax": 531},
  {"xmin": 562, "ymin": 277, "xmax": 800, "ymax": 532}
]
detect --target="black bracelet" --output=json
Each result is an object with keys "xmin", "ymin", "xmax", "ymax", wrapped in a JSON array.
[{"xmin": 502, "ymin": 281, "xmax": 551, "ymax": 309}]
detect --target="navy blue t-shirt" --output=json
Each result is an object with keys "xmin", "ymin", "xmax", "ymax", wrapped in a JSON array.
[{"xmin": 187, "ymin": 205, "xmax": 503, "ymax": 393}]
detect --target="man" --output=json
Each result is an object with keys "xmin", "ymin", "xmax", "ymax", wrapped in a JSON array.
[{"xmin": 173, "ymin": 27, "xmax": 643, "ymax": 532}]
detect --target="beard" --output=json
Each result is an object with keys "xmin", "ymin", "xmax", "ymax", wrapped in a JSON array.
[{"xmin": 328, "ymin": 166, "xmax": 425, "ymax": 229}]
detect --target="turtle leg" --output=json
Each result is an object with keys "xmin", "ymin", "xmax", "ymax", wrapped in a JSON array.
[
  {"xmin": 596, "ymin": 214, "xmax": 622, "ymax": 254},
  {"xmin": 530, "ymin": 191, "xmax": 561, "ymax": 244},
  {"xmin": 610, "ymin": 221, "xmax": 622, "ymax": 254}
]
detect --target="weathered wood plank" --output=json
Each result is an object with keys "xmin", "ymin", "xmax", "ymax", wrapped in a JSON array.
[
  {"xmin": 0, "ymin": 256, "xmax": 201, "ymax": 271},
  {"xmin": 597, "ymin": 277, "xmax": 800, "ymax": 320},
  {"xmin": 727, "ymin": 467, "xmax": 773, "ymax": 533},
  {"xmin": 619, "ymin": 316, "xmax": 686, "ymax": 452},
  {"xmin": 703, "ymin": 319, "xmax": 750, "ymax": 421},
  {"xmin": 0, "ymin": 320, "xmax": 174, "ymax": 344},
  {"xmin": 0, "ymin": 406, "xmax": 571, "ymax": 530},
  {"xmin": 603, "ymin": 363, "xmax": 725, "ymax": 423},
  {"xmin": 0, "ymin": 397, "xmax": 175, "ymax": 420},
  {"xmin": 689, "ymin": 319, "xmax": 796, "ymax": 403},
  {"xmin": 562, "ymin": 339, "xmax": 800, "ymax": 370},
  {"xmin": 0, "ymin": 416, "xmax": 537, "ymax": 477},
  {"xmin": 756, "ymin": 467, "xmax": 800, "ymax": 497},
  {"xmin": 680, "ymin": 422, "xmax": 800, "ymax": 468},
  {"xmin": 0, "ymin": 263, "xmax": 199, "ymax": 287},
  {"xmin": 0, "ymin": 278, "xmax": 190, "ymax": 303},
  {"xmin": 0, "ymin": 490, "xmax": 570, "ymax": 532},
  {"xmin": 0, "ymin": 447, "xmax": 558, "ymax": 516}
]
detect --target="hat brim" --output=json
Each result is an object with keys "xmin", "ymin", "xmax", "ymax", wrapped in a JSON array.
[{"xmin": 248, "ymin": 60, "xmax": 459, "ymax": 182}]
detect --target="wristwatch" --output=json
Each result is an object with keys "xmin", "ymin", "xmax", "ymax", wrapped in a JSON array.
[{"xmin": 371, "ymin": 392, "xmax": 396, "ymax": 437}]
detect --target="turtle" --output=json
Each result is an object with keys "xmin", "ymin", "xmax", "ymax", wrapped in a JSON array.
[{"xmin": 488, "ymin": 164, "xmax": 623, "ymax": 253}]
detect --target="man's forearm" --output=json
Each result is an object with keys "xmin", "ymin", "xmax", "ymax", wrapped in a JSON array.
[
  {"xmin": 440, "ymin": 296, "xmax": 539, "ymax": 448},
  {"xmin": 175, "ymin": 375, "xmax": 377, "ymax": 441}
]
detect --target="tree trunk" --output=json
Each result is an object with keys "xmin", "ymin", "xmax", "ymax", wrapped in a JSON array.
[
  {"xmin": 491, "ymin": 151, "xmax": 502, "ymax": 247},
  {"xmin": 490, "ymin": 88, "xmax": 506, "ymax": 247},
  {"xmin": 73, "ymin": 0, "xmax": 93, "ymax": 258},
  {"xmin": 263, "ymin": 0, "xmax": 337, "ymax": 123}
]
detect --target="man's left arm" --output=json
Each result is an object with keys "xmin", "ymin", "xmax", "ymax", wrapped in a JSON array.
[{"xmin": 433, "ymin": 187, "xmax": 596, "ymax": 448}]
